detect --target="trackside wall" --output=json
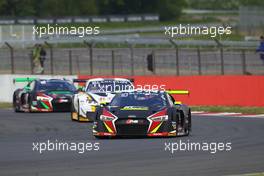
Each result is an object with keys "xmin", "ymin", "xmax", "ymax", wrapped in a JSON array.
[{"xmin": 78, "ymin": 75, "xmax": 264, "ymax": 107}]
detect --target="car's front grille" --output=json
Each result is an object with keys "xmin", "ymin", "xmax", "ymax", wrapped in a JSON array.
[
  {"xmin": 52, "ymin": 99, "xmax": 71, "ymax": 112},
  {"xmin": 115, "ymin": 119, "xmax": 149, "ymax": 135}
]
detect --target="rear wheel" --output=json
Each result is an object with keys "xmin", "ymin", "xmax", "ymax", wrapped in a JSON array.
[{"xmin": 188, "ymin": 110, "xmax": 192, "ymax": 132}]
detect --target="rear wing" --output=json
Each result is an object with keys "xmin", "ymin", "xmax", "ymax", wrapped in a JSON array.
[
  {"xmin": 13, "ymin": 77, "xmax": 37, "ymax": 84},
  {"xmin": 72, "ymin": 79, "xmax": 87, "ymax": 91},
  {"xmin": 72, "ymin": 79, "xmax": 87, "ymax": 83},
  {"xmin": 166, "ymin": 90, "xmax": 189, "ymax": 95},
  {"xmin": 166, "ymin": 90, "xmax": 189, "ymax": 105},
  {"xmin": 127, "ymin": 78, "xmax": 134, "ymax": 83},
  {"xmin": 73, "ymin": 78, "xmax": 134, "ymax": 83},
  {"xmin": 72, "ymin": 78, "xmax": 134, "ymax": 89}
]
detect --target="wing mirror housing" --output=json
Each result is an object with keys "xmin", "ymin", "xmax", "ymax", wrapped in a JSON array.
[{"xmin": 100, "ymin": 102, "xmax": 110, "ymax": 106}]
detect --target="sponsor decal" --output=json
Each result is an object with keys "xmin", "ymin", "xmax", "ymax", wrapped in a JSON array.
[
  {"xmin": 121, "ymin": 106, "xmax": 149, "ymax": 111},
  {"xmin": 58, "ymin": 99, "xmax": 68, "ymax": 103},
  {"xmin": 125, "ymin": 119, "xmax": 139, "ymax": 124}
]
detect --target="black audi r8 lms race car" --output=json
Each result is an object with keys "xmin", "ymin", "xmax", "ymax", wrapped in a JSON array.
[
  {"xmin": 13, "ymin": 78, "xmax": 77, "ymax": 112},
  {"xmin": 92, "ymin": 91, "xmax": 191, "ymax": 138}
]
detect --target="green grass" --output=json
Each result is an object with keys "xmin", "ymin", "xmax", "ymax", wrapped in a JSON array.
[
  {"xmin": 51, "ymin": 42, "xmax": 173, "ymax": 48},
  {"xmin": 36, "ymin": 17, "xmax": 222, "ymax": 30},
  {"xmin": 41, "ymin": 29, "xmax": 245, "ymax": 49},
  {"xmin": 31, "ymin": 15, "xmax": 242, "ymax": 49},
  {"xmin": 140, "ymin": 31, "xmax": 244, "ymax": 41},
  {"xmin": 247, "ymin": 173, "xmax": 264, "ymax": 176},
  {"xmin": 191, "ymin": 106, "xmax": 264, "ymax": 115},
  {"xmin": 230, "ymin": 172, "xmax": 264, "ymax": 176},
  {"xmin": 0, "ymin": 103, "xmax": 12, "ymax": 109}
]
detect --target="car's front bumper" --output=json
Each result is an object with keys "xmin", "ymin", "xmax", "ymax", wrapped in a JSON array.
[
  {"xmin": 31, "ymin": 99, "xmax": 72, "ymax": 112},
  {"xmin": 93, "ymin": 119, "xmax": 177, "ymax": 137}
]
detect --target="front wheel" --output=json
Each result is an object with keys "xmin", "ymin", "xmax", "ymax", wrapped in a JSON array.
[
  {"xmin": 28, "ymin": 94, "xmax": 33, "ymax": 113},
  {"xmin": 184, "ymin": 110, "xmax": 192, "ymax": 136},
  {"xmin": 71, "ymin": 99, "xmax": 79, "ymax": 121},
  {"xmin": 13, "ymin": 94, "xmax": 20, "ymax": 112},
  {"xmin": 77, "ymin": 100, "xmax": 80, "ymax": 121},
  {"xmin": 94, "ymin": 135, "xmax": 110, "ymax": 139}
]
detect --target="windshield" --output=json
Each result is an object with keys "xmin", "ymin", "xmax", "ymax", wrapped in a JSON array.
[
  {"xmin": 37, "ymin": 80, "xmax": 76, "ymax": 92},
  {"xmin": 110, "ymin": 92, "xmax": 168, "ymax": 108},
  {"xmin": 86, "ymin": 80, "xmax": 133, "ymax": 93}
]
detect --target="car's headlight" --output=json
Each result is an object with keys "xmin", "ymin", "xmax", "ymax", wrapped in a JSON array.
[
  {"xmin": 100, "ymin": 115, "xmax": 115, "ymax": 121},
  {"xmin": 86, "ymin": 95, "xmax": 97, "ymax": 104},
  {"xmin": 86, "ymin": 95, "xmax": 92, "ymax": 102},
  {"xmin": 149, "ymin": 115, "xmax": 168, "ymax": 122}
]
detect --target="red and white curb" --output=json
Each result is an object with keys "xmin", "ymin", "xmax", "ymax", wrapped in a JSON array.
[{"xmin": 192, "ymin": 111, "xmax": 264, "ymax": 118}]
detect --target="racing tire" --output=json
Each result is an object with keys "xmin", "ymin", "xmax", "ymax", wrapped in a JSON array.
[
  {"xmin": 27, "ymin": 94, "xmax": 33, "ymax": 113},
  {"xmin": 179, "ymin": 110, "xmax": 189, "ymax": 136},
  {"xmin": 13, "ymin": 94, "xmax": 20, "ymax": 113},
  {"xmin": 188, "ymin": 110, "xmax": 192, "ymax": 132},
  {"xmin": 184, "ymin": 110, "xmax": 191, "ymax": 136},
  {"xmin": 71, "ymin": 99, "xmax": 81, "ymax": 122},
  {"xmin": 94, "ymin": 135, "xmax": 109, "ymax": 139},
  {"xmin": 71, "ymin": 101, "xmax": 77, "ymax": 121},
  {"xmin": 77, "ymin": 100, "xmax": 81, "ymax": 122}
]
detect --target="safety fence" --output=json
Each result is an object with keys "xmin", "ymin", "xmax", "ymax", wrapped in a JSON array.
[{"xmin": 0, "ymin": 46, "xmax": 263, "ymax": 75}]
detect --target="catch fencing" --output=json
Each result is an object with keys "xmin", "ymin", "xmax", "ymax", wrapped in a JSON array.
[{"xmin": 0, "ymin": 46, "xmax": 263, "ymax": 75}]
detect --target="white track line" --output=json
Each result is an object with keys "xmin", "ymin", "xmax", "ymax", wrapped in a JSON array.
[
  {"xmin": 192, "ymin": 111, "xmax": 264, "ymax": 119},
  {"xmin": 237, "ymin": 114, "xmax": 264, "ymax": 118},
  {"xmin": 225, "ymin": 172, "xmax": 264, "ymax": 176},
  {"xmin": 191, "ymin": 111, "xmax": 205, "ymax": 114}
]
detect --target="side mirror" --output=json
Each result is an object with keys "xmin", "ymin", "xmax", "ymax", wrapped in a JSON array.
[{"xmin": 100, "ymin": 102, "xmax": 110, "ymax": 106}]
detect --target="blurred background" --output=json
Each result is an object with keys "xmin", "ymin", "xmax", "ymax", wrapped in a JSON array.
[{"xmin": 0, "ymin": 0, "xmax": 264, "ymax": 75}]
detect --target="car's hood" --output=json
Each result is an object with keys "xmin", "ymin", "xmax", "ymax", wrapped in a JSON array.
[
  {"xmin": 89, "ymin": 92, "xmax": 115, "ymax": 103},
  {"xmin": 44, "ymin": 90, "xmax": 74, "ymax": 98},
  {"xmin": 106, "ymin": 106, "xmax": 164, "ymax": 119}
]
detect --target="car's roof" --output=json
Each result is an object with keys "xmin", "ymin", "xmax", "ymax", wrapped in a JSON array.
[
  {"xmin": 85, "ymin": 78, "xmax": 132, "ymax": 90},
  {"xmin": 36, "ymin": 79, "xmax": 69, "ymax": 83},
  {"xmin": 87, "ymin": 78, "xmax": 131, "ymax": 82},
  {"xmin": 120, "ymin": 90, "xmax": 166, "ymax": 94}
]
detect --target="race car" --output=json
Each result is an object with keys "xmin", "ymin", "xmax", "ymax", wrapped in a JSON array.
[
  {"xmin": 13, "ymin": 78, "xmax": 77, "ymax": 112},
  {"xmin": 71, "ymin": 78, "xmax": 133, "ymax": 122},
  {"xmin": 92, "ymin": 90, "xmax": 191, "ymax": 138}
]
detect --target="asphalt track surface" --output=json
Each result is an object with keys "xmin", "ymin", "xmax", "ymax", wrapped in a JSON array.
[{"xmin": 0, "ymin": 109, "xmax": 264, "ymax": 176}]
